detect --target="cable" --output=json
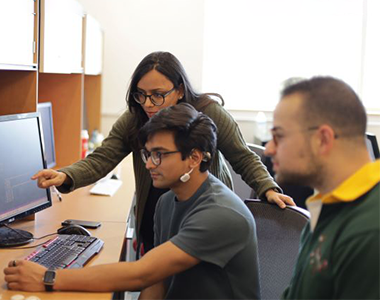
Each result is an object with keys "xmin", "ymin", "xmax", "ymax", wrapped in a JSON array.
[
  {"xmin": 53, "ymin": 186, "xmax": 63, "ymax": 201},
  {"xmin": 2, "ymin": 239, "xmax": 56, "ymax": 250},
  {"xmin": 1, "ymin": 224, "xmax": 58, "ymax": 249}
]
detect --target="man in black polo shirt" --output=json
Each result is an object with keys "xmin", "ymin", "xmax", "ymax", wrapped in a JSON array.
[{"xmin": 265, "ymin": 76, "xmax": 379, "ymax": 299}]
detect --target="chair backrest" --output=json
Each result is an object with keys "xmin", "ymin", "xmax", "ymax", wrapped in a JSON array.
[
  {"xmin": 245, "ymin": 199, "xmax": 310, "ymax": 300},
  {"xmin": 225, "ymin": 143, "xmax": 265, "ymax": 200},
  {"xmin": 226, "ymin": 160, "xmax": 252, "ymax": 200},
  {"xmin": 366, "ymin": 132, "xmax": 380, "ymax": 160}
]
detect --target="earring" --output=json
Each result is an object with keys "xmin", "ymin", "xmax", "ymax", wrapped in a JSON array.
[{"xmin": 202, "ymin": 152, "xmax": 211, "ymax": 162}]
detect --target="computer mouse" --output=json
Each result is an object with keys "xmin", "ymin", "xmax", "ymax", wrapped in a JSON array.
[{"xmin": 57, "ymin": 224, "xmax": 92, "ymax": 236}]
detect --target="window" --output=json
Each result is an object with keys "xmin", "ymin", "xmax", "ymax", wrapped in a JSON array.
[{"xmin": 203, "ymin": 0, "xmax": 379, "ymax": 112}]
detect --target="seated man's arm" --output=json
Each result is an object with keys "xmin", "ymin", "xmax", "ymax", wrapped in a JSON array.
[
  {"xmin": 334, "ymin": 232, "xmax": 379, "ymax": 299},
  {"xmin": 139, "ymin": 281, "xmax": 166, "ymax": 299},
  {"xmin": 4, "ymin": 241, "xmax": 200, "ymax": 292}
]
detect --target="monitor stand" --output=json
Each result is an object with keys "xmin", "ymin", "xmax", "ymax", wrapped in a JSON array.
[{"xmin": 0, "ymin": 226, "xmax": 34, "ymax": 247}]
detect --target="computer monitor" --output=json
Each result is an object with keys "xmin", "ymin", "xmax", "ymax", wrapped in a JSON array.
[
  {"xmin": 366, "ymin": 132, "xmax": 380, "ymax": 160},
  {"xmin": 37, "ymin": 102, "xmax": 56, "ymax": 168},
  {"xmin": 0, "ymin": 112, "xmax": 52, "ymax": 247}
]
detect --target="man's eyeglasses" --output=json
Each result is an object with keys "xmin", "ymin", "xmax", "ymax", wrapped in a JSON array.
[
  {"xmin": 132, "ymin": 87, "xmax": 176, "ymax": 106},
  {"xmin": 140, "ymin": 149, "xmax": 180, "ymax": 166},
  {"xmin": 270, "ymin": 126, "xmax": 320, "ymax": 146}
]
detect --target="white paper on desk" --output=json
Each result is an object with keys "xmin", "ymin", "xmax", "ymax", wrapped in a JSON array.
[{"xmin": 90, "ymin": 179, "xmax": 123, "ymax": 196}]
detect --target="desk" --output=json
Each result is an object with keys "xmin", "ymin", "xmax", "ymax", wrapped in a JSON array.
[{"xmin": 0, "ymin": 157, "xmax": 135, "ymax": 300}]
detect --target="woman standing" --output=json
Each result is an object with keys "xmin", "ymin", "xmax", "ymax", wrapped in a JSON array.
[{"xmin": 33, "ymin": 51, "xmax": 294, "ymax": 252}]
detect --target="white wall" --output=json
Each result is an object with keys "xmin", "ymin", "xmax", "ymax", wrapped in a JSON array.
[
  {"xmin": 78, "ymin": 0, "xmax": 380, "ymax": 144},
  {"xmin": 78, "ymin": 0, "xmax": 205, "ymax": 119}
]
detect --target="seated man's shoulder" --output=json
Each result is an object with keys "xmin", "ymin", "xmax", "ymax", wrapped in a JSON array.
[
  {"xmin": 155, "ymin": 190, "xmax": 175, "ymax": 209},
  {"xmin": 205, "ymin": 176, "xmax": 250, "ymax": 208},
  {"xmin": 197, "ymin": 177, "xmax": 255, "ymax": 228},
  {"xmin": 181, "ymin": 201, "xmax": 255, "ymax": 251},
  {"xmin": 208, "ymin": 174, "xmax": 240, "ymax": 198},
  {"xmin": 351, "ymin": 183, "xmax": 379, "ymax": 226},
  {"xmin": 337, "ymin": 183, "xmax": 379, "ymax": 240}
]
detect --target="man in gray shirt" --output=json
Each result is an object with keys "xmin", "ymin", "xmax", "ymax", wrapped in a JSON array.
[
  {"xmin": 139, "ymin": 102, "xmax": 260, "ymax": 299},
  {"xmin": 5, "ymin": 103, "xmax": 260, "ymax": 299}
]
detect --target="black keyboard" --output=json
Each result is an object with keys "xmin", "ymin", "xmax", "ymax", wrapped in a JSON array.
[{"xmin": 25, "ymin": 234, "xmax": 104, "ymax": 269}]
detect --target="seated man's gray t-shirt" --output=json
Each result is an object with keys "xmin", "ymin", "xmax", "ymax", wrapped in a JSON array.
[{"xmin": 154, "ymin": 174, "xmax": 260, "ymax": 299}]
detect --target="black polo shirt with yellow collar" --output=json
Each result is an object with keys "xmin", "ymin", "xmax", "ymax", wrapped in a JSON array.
[{"xmin": 282, "ymin": 160, "xmax": 380, "ymax": 299}]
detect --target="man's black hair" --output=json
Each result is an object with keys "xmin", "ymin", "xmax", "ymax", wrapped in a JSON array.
[{"xmin": 138, "ymin": 103, "xmax": 217, "ymax": 172}]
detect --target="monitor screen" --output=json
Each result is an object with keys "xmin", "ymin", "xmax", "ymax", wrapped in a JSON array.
[
  {"xmin": 0, "ymin": 113, "xmax": 52, "ymax": 247},
  {"xmin": 37, "ymin": 102, "xmax": 56, "ymax": 168},
  {"xmin": 366, "ymin": 133, "xmax": 380, "ymax": 160}
]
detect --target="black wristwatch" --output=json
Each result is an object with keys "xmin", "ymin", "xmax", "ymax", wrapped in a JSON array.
[{"xmin": 43, "ymin": 269, "xmax": 56, "ymax": 292}]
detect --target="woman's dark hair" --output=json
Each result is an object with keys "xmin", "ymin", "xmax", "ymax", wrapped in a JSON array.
[
  {"xmin": 126, "ymin": 51, "xmax": 223, "ymax": 150},
  {"xmin": 138, "ymin": 103, "xmax": 217, "ymax": 172}
]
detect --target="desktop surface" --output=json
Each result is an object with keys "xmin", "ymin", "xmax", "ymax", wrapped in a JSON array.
[
  {"xmin": 0, "ymin": 158, "xmax": 135, "ymax": 300},
  {"xmin": 0, "ymin": 194, "xmax": 128, "ymax": 300}
]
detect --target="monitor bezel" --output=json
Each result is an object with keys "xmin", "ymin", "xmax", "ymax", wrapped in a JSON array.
[
  {"xmin": 0, "ymin": 112, "xmax": 52, "ymax": 225},
  {"xmin": 37, "ymin": 102, "xmax": 57, "ymax": 169}
]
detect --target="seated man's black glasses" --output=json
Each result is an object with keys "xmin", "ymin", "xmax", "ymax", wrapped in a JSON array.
[{"xmin": 140, "ymin": 149, "xmax": 180, "ymax": 166}]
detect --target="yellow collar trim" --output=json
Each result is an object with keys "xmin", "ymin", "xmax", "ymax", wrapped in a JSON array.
[{"xmin": 307, "ymin": 160, "xmax": 380, "ymax": 205}]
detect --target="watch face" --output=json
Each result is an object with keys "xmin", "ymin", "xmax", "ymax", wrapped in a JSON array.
[
  {"xmin": 44, "ymin": 270, "xmax": 56, "ymax": 285},
  {"xmin": 44, "ymin": 270, "xmax": 56, "ymax": 292}
]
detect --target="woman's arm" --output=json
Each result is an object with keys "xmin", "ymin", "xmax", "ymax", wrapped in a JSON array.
[
  {"xmin": 57, "ymin": 110, "xmax": 134, "ymax": 192},
  {"xmin": 202, "ymin": 103, "xmax": 294, "ymax": 206}
]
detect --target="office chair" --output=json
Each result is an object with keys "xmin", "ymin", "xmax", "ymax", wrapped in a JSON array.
[
  {"xmin": 225, "ymin": 143, "xmax": 265, "ymax": 200},
  {"xmin": 366, "ymin": 132, "xmax": 380, "ymax": 160},
  {"xmin": 245, "ymin": 199, "xmax": 310, "ymax": 300},
  {"xmin": 118, "ymin": 195, "xmax": 140, "ymax": 300}
]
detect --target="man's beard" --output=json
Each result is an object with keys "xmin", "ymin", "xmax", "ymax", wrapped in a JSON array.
[{"xmin": 274, "ymin": 160, "xmax": 323, "ymax": 189}]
